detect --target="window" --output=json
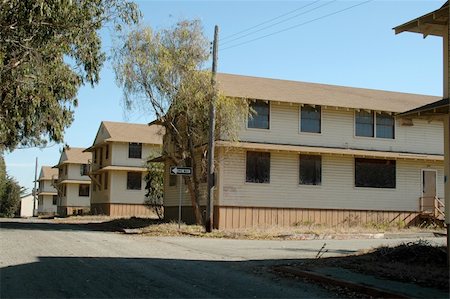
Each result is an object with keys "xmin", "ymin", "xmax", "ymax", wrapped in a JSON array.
[
  {"xmin": 99, "ymin": 148, "xmax": 103, "ymax": 166},
  {"xmin": 248, "ymin": 100, "xmax": 270, "ymax": 129},
  {"xmin": 355, "ymin": 158, "xmax": 396, "ymax": 188},
  {"xmin": 52, "ymin": 195, "xmax": 57, "ymax": 205},
  {"xmin": 299, "ymin": 155, "xmax": 322, "ymax": 185},
  {"xmin": 246, "ymin": 151, "xmax": 270, "ymax": 183},
  {"xmin": 80, "ymin": 164, "xmax": 88, "ymax": 176},
  {"xmin": 62, "ymin": 185, "xmax": 66, "ymax": 197},
  {"xmin": 376, "ymin": 113, "xmax": 395, "ymax": 139},
  {"xmin": 79, "ymin": 184, "xmax": 90, "ymax": 196},
  {"xmin": 127, "ymin": 172, "xmax": 142, "ymax": 190},
  {"xmin": 129, "ymin": 143, "xmax": 142, "ymax": 159},
  {"xmin": 301, "ymin": 105, "xmax": 321, "ymax": 133},
  {"xmin": 105, "ymin": 144, "xmax": 109, "ymax": 160},
  {"xmin": 355, "ymin": 110, "xmax": 374, "ymax": 137},
  {"xmin": 104, "ymin": 172, "xmax": 108, "ymax": 190},
  {"xmin": 64, "ymin": 165, "xmax": 68, "ymax": 175},
  {"xmin": 93, "ymin": 150, "xmax": 97, "ymax": 163}
]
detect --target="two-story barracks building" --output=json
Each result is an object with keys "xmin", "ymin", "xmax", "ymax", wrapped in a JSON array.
[
  {"xmin": 86, "ymin": 121, "xmax": 163, "ymax": 217},
  {"xmin": 164, "ymin": 73, "xmax": 444, "ymax": 229}
]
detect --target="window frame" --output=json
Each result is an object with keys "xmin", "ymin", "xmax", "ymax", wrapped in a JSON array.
[
  {"xmin": 299, "ymin": 154, "xmax": 322, "ymax": 186},
  {"xmin": 376, "ymin": 112, "xmax": 396, "ymax": 139},
  {"xmin": 354, "ymin": 110, "xmax": 396, "ymax": 140},
  {"xmin": 128, "ymin": 143, "xmax": 142, "ymax": 159},
  {"xmin": 127, "ymin": 172, "xmax": 142, "ymax": 190},
  {"xmin": 354, "ymin": 158, "xmax": 396, "ymax": 189},
  {"xmin": 247, "ymin": 100, "xmax": 271, "ymax": 130},
  {"xmin": 245, "ymin": 151, "xmax": 271, "ymax": 184},
  {"xmin": 299, "ymin": 104, "xmax": 322, "ymax": 134},
  {"xmin": 78, "ymin": 184, "xmax": 90, "ymax": 197}
]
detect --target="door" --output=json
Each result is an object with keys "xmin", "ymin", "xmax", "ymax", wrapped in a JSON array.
[{"xmin": 421, "ymin": 170, "xmax": 436, "ymax": 212}]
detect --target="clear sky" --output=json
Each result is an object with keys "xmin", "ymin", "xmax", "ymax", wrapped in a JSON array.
[{"xmin": 4, "ymin": 0, "xmax": 445, "ymax": 192}]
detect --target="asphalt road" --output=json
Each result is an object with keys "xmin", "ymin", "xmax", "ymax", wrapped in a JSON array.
[{"xmin": 0, "ymin": 218, "xmax": 445, "ymax": 298}]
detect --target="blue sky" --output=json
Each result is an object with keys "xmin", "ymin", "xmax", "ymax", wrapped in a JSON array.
[{"xmin": 5, "ymin": 0, "xmax": 445, "ymax": 192}]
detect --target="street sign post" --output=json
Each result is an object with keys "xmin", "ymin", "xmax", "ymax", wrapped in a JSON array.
[{"xmin": 170, "ymin": 166, "xmax": 193, "ymax": 229}]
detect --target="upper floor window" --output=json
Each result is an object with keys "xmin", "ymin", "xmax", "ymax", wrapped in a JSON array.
[
  {"xmin": 355, "ymin": 158, "xmax": 396, "ymax": 188},
  {"xmin": 99, "ymin": 148, "xmax": 103, "ymax": 165},
  {"xmin": 355, "ymin": 110, "xmax": 395, "ymax": 139},
  {"xmin": 248, "ymin": 100, "xmax": 270, "ymax": 129},
  {"xmin": 79, "ymin": 184, "xmax": 90, "ymax": 196},
  {"xmin": 246, "ymin": 151, "xmax": 270, "ymax": 183},
  {"xmin": 129, "ymin": 143, "xmax": 142, "ymax": 159},
  {"xmin": 105, "ymin": 144, "xmax": 109, "ymax": 160},
  {"xmin": 299, "ymin": 155, "xmax": 322, "ymax": 185},
  {"xmin": 355, "ymin": 110, "xmax": 374, "ymax": 137},
  {"xmin": 127, "ymin": 172, "xmax": 142, "ymax": 190},
  {"xmin": 300, "ymin": 105, "xmax": 321, "ymax": 133},
  {"xmin": 80, "ymin": 164, "xmax": 88, "ymax": 176},
  {"xmin": 376, "ymin": 113, "xmax": 395, "ymax": 139}
]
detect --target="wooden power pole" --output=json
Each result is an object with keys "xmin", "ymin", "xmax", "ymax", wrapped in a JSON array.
[{"xmin": 206, "ymin": 25, "xmax": 219, "ymax": 232}]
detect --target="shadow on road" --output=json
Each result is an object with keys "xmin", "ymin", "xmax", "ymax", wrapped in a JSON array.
[
  {"xmin": 0, "ymin": 218, "xmax": 160, "ymax": 232},
  {"xmin": 0, "ymin": 256, "xmax": 325, "ymax": 298}
]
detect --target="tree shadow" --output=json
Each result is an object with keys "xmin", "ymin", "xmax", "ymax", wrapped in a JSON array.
[{"xmin": 0, "ymin": 256, "xmax": 331, "ymax": 298}]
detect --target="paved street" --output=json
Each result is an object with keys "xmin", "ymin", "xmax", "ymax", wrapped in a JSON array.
[{"xmin": 0, "ymin": 219, "xmax": 445, "ymax": 298}]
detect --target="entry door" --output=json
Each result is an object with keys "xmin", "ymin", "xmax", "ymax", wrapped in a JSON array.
[{"xmin": 422, "ymin": 170, "xmax": 436, "ymax": 212}]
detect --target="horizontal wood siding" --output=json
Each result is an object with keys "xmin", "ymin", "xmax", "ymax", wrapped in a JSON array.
[
  {"xmin": 237, "ymin": 102, "xmax": 443, "ymax": 155},
  {"xmin": 220, "ymin": 149, "xmax": 444, "ymax": 212},
  {"xmin": 216, "ymin": 206, "xmax": 421, "ymax": 229},
  {"xmin": 91, "ymin": 203, "xmax": 155, "ymax": 217}
]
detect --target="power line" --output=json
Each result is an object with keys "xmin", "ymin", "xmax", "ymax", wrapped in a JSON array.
[
  {"xmin": 221, "ymin": 0, "xmax": 336, "ymax": 46},
  {"xmin": 220, "ymin": 0, "xmax": 321, "ymax": 42},
  {"xmin": 222, "ymin": 0, "xmax": 374, "ymax": 52}
]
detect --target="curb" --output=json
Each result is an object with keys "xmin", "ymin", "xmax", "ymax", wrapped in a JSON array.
[{"xmin": 273, "ymin": 266, "xmax": 410, "ymax": 299}]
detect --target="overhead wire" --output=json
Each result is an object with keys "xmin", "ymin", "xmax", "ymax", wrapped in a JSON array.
[
  {"xmin": 220, "ymin": 0, "xmax": 322, "ymax": 42},
  {"xmin": 221, "ymin": 0, "xmax": 374, "ymax": 52},
  {"xmin": 221, "ymin": 0, "xmax": 337, "ymax": 46}
]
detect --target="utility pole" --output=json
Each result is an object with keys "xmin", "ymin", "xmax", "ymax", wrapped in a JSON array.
[
  {"xmin": 206, "ymin": 25, "xmax": 219, "ymax": 233},
  {"xmin": 33, "ymin": 157, "xmax": 38, "ymax": 217}
]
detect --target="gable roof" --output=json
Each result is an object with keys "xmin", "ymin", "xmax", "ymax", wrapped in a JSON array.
[
  {"xmin": 216, "ymin": 73, "xmax": 440, "ymax": 113},
  {"xmin": 58, "ymin": 147, "xmax": 91, "ymax": 166},
  {"xmin": 91, "ymin": 121, "xmax": 164, "ymax": 147},
  {"xmin": 399, "ymin": 98, "xmax": 449, "ymax": 119},
  {"xmin": 38, "ymin": 166, "xmax": 58, "ymax": 181}
]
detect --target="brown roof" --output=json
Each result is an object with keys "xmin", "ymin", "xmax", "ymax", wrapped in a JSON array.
[
  {"xmin": 216, "ymin": 73, "xmax": 440, "ymax": 113},
  {"xmin": 102, "ymin": 121, "xmax": 164, "ymax": 144},
  {"xmin": 60, "ymin": 147, "xmax": 91, "ymax": 165},
  {"xmin": 39, "ymin": 166, "xmax": 58, "ymax": 181}
]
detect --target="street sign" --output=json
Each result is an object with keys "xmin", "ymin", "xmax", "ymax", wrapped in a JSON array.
[{"xmin": 170, "ymin": 166, "xmax": 192, "ymax": 176}]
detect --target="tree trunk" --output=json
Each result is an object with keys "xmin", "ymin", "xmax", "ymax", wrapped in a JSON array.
[{"xmin": 187, "ymin": 133, "xmax": 203, "ymax": 225}]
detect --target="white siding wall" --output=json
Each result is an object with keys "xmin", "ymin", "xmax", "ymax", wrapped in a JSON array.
[
  {"xmin": 90, "ymin": 172, "xmax": 111, "ymax": 204},
  {"xmin": 67, "ymin": 164, "xmax": 90, "ymax": 181},
  {"xmin": 219, "ymin": 149, "xmax": 444, "ymax": 212},
  {"xmin": 111, "ymin": 143, "xmax": 159, "ymax": 167},
  {"xmin": 65, "ymin": 184, "xmax": 90, "ymax": 207},
  {"xmin": 38, "ymin": 195, "xmax": 57, "ymax": 213},
  {"xmin": 237, "ymin": 102, "xmax": 444, "ymax": 155},
  {"xmin": 109, "ymin": 171, "xmax": 147, "ymax": 204},
  {"xmin": 39, "ymin": 180, "xmax": 57, "ymax": 193}
]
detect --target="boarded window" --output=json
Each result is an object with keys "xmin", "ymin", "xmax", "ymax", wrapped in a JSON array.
[
  {"xmin": 127, "ymin": 172, "xmax": 142, "ymax": 190},
  {"xmin": 248, "ymin": 100, "xmax": 270, "ymax": 129},
  {"xmin": 104, "ymin": 172, "xmax": 108, "ymax": 190},
  {"xmin": 52, "ymin": 195, "xmax": 57, "ymax": 205},
  {"xmin": 355, "ymin": 158, "xmax": 396, "ymax": 188},
  {"xmin": 299, "ymin": 155, "xmax": 322, "ymax": 185},
  {"xmin": 355, "ymin": 111, "xmax": 374, "ymax": 137},
  {"xmin": 301, "ymin": 105, "xmax": 321, "ymax": 133},
  {"xmin": 376, "ymin": 113, "xmax": 395, "ymax": 139},
  {"xmin": 246, "ymin": 151, "xmax": 270, "ymax": 183},
  {"xmin": 79, "ymin": 184, "xmax": 90, "ymax": 196},
  {"xmin": 129, "ymin": 143, "xmax": 142, "ymax": 159}
]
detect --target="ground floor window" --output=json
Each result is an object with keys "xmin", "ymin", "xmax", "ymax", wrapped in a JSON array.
[
  {"xmin": 79, "ymin": 184, "xmax": 90, "ymax": 196},
  {"xmin": 299, "ymin": 155, "xmax": 322, "ymax": 185},
  {"xmin": 246, "ymin": 151, "xmax": 270, "ymax": 183},
  {"xmin": 52, "ymin": 195, "xmax": 57, "ymax": 205},
  {"xmin": 127, "ymin": 172, "xmax": 142, "ymax": 190},
  {"xmin": 355, "ymin": 158, "xmax": 396, "ymax": 188}
]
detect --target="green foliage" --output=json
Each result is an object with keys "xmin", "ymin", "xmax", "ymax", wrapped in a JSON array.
[
  {"xmin": 0, "ymin": 153, "xmax": 6, "ymax": 197},
  {"xmin": 144, "ymin": 155, "xmax": 164, "ymax": 220},
  {"xmin": 0, "ymin": 175, "xmax": 22, "ymax": 217},
  {"xmin": 113, "ymin": 20, "xmax": 248, "ymax": 224},
  {"xmin": 0, "ymin": 0, "xmax": 140, "ymax": 151}
]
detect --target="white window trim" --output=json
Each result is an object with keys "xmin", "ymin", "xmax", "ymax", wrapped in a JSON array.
[
  {"xmin": 298, "ymin": 104, "xmax": 323, "ymax": 135},
  {"xmin": 246, "ymin": 100, "xmax": 271, "ymax": 131}
]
